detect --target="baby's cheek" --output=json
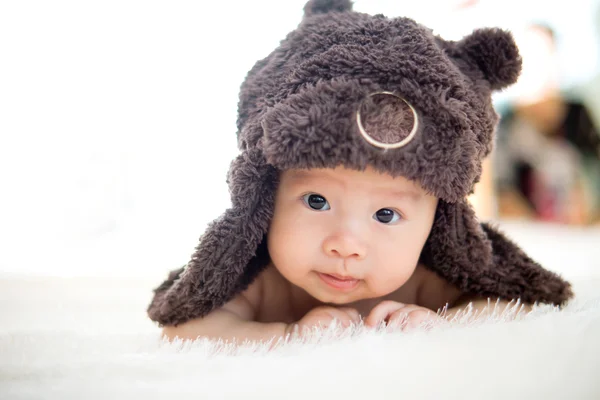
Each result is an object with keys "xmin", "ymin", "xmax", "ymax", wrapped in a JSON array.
[
  {"xmin": 367, "ymin": 265, "xmax": 413, "ymax": 295},
  {"xmin": 268, "ymin": 229, "xmax": 311, "ymax": 278}
]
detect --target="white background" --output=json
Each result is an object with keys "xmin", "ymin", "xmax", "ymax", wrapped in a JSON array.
[{"xmin": 1, "ymin": 0, "xmax": 598, "ymax": 278}]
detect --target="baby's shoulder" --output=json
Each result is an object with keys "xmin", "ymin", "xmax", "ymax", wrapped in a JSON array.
[
  {"xmin": 238, "ymin": 268, "xmax": 265, "ymax": 312},
  {"xmin": 411, "ymin": 263, "xmax": 463, "ymax": 311},
  {"xmin": 238, "ymin": 264, "xmax": 294, "ymax": 323}
]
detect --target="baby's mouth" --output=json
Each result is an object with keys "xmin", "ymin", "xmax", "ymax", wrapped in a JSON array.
[{"xmin": 317, "ymin": 272, "xmax": 360, "ymax": 291}]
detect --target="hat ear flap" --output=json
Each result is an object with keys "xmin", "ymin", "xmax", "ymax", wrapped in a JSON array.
[
  {"xmin": 478, "ymin": 222, "xmax": 573, "ymax": 304},
  {"xmin": 422, "ymin": 200, "xmax": 572, "ymax": 305},
  {"xmin": 421, "ymin": 199, "xmax": 494, "ymax": 289},
  {"xmin": 147, "ymin": 150, "xmax": 277, "ymax": 326}
]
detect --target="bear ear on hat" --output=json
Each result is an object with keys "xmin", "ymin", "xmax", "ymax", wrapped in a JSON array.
[
  {"xmin": 454, "ymin": 28, "xmax": 522, "ymax": 90},
  {"xmin": 303, "ymin": 0, "xmax": 353, "ymax": 17}
]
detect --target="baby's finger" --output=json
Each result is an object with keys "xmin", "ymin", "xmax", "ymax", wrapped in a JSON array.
[
  {"xmin": 402, "ymin": 309, "xmax": 438, "ymax": 332},
  {"xmin": 313, "ymin": 307, "xmax": 356, "ymax": 328},
  {"xmin": 385, "ymin": 305, "xmax": 435, "ymax": 330},
  {"xmin": 364, "ymin": 301, "xmax": 406, "ymax": 328},
  {"xmin": 337, "ymin": 307, "xmax": 361, "ymax": 324},
  {"xmin": 386, "ymin": 309, "xmax": 410, "ymax": 331}
]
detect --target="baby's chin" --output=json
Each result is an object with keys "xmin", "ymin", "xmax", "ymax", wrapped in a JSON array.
[
  {"xmin": 305, "ymin": 284, "xmax": 377, "ymax": 305},
  {"xmin": 293, "ymin": 272, "xmax": 396, "ymax": 305}
]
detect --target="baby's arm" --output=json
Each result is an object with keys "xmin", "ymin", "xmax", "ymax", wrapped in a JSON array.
[
  {"xmin": 364, "ymin": 296, "xmax": 533, "ymax": 331},
  {"xmin": 162, "ymin": 277, "xmax": 289, "ymax": 345},
  {"xmin": 161, "ymin": 277, "xmax": 361, "ymax": 345},
  {"xmin": 162, "ymin": 295, "xmax": 289, "ymax": 345}
]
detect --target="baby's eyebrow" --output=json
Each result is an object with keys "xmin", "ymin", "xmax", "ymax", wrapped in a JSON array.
[
  {"xmin": 285, "ymin": 170, "xmax": 309, "ymax": 180},
  {"xmin": 384, "ymin": 189, "xmax": 423, "ymax": 202},
  {"xmin": 286, "ymin": 170, "xmax": 423, "ymax": 201},
  {"xmin": 284, "ymin": 170, "xmax": 328, "ymax": 184}
]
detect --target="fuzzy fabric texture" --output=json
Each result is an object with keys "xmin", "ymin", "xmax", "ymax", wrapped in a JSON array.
[
  {"xmin": 3, "ymin": 297, "xmax": 600, "ymax": 400},
  {"xmin": 147, "ymin": 0, "xmax": 571, "ymax": 327},
  {"xmin": 2, "ymin": 221, "xmax": 600, "ymax": 400}
]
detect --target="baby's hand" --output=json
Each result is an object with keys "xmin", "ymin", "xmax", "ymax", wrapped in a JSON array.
[
  {"xmin": 365, "ymin": 300, "xmax": 440, "ymax": 332},
  {"xmin": 289, "ymin": 306, "xmax": 361, "ymax": 335}
]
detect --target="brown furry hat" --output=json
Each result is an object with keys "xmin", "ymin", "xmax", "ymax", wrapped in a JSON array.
[{"xmin": 148, "ymin": 0, "xmax": 572, "ymax": 326}]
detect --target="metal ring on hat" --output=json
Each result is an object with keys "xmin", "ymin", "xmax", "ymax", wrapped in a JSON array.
[{"xmin": 356, "ymin": 91, "xmax": 419, "ymax": 150}]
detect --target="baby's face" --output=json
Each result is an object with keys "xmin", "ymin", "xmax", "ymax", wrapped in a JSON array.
[{"xmin": 267, "ymin": 166, "xmax": 438, "ymax": 305}]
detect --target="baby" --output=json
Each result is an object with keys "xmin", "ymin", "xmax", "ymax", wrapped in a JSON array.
[
  {"xmin": 148, "ymin": 0, "xmax": 572, "ymax": 344},
  {"xmin": 164, "ymin": 166, "xmax": 485, "ymax": 343}
]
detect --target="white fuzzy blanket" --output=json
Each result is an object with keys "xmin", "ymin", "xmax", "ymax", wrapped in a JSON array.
[{"xmin": 1, "ymin": 222, "xmax": 600, "ymax": 400}]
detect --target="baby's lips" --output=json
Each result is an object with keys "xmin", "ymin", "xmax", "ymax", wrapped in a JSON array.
[{"xmin": 325, "ymin": 272, "xmax": 359, "ymax": 281}]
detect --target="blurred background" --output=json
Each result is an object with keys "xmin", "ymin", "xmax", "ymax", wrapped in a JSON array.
[{"xmin": 1, "ymin": 0, "xmax": 599, "ymax": 280}]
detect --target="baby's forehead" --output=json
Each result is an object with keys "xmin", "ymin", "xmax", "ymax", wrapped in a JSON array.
[
  {"xmin": 281, "ymin": 167, "xmax": 428, "ymax": 197},
  {"xmin": 284, "ymin": 166, "xmax": 405, "ymax": 180}
]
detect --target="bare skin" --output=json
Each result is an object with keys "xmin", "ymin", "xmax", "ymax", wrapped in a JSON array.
[
  {"xmin": 162, "ymin": 262, "xmax": 463, "ymax": 343},
  {"xmin": 163, "ymin": 262, "xmax": 530, "ymax": 344},
  {"xmin": 163, "ymin": 166, "xmax": 531, "ymax": 345}
]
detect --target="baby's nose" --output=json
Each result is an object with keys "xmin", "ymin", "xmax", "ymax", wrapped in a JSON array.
[{"xmin": 322, "ymin": 231, "xmax": 367, "ymax": 260}]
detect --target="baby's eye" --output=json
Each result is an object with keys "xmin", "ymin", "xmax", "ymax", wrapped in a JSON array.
[
  {"xmin": 373, "ymin": 208, "xmax": 401, "ymax": 224},
  {"xmin": 302, "ymin": 193, "xmax": 330, "ymax": 211}
]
